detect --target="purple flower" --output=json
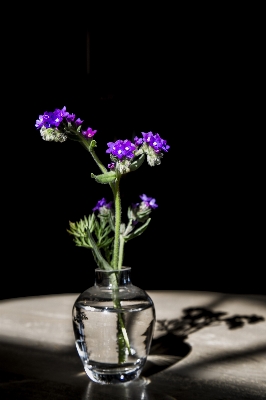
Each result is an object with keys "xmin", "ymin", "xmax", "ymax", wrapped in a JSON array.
[
  {"xmin": 141, "ymin": 131, "xmax": 170, "ymax": 153},
  {"xmin": 56, "ymin": 106, "xmax": 69, "ymax": 118},
  {"xmin": 134, "ymin": 136, "xmax": 143, "ymax": 146},
  {"xmin": 75, "ymin": 118, "xmax": 84, "ymax": 127},
  {"xmin": 139, "ymin": 194, "xmax": 158, "ymax": 209},
  {"xmin": 106, "ymin": 139, "xmax": 136, "ymax": 160},
  {"xmin": 45, "ymin": 111, "xmax": 60, "ymax": 127},
  {"xmin": 92, "ymin": 198, "xmax": 113, "ymax": 212},
  {"xmin": 35, "ymin": 107, "xmax": 87, "ymax": 132},
  {"xmin": 66, "ymin": 113, "xmax": 76, "ymax": 122},
  {"xmin": 82, "ymin": 127, "xmax": 97, "ymax": 138},
  {"xmin": 108, "ymin": 162, "xmax": 115, "ymax": 170},
  {"xmin": 35, "ymin": 114, "xmax": 45, "ymax": 129},
  {"xmin": 35, "ymin": 107, "xmax": 69, "ymax": 129},
  {"xmin": 51, "ymin": 111, "xmax": 63, "ymax": 127},
  {"xmin": 55, "ymin": 106, "xmax": 69, "ymax": 119}
]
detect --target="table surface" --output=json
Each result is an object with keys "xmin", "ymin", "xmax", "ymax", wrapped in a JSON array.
[{"xmin": 0, "ymin": 290, "xmax": 266, "ymax": 400}]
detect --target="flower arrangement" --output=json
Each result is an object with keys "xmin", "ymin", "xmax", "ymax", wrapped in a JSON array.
[
  {"xmin": 35, "ymin": 106, "xmax": 170, "ymax": 272},
  {"xmin": 35, "ymin": 106, "xmax": 170, "ymax": 367}
]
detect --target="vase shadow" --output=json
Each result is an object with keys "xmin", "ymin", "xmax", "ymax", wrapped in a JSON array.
[
  {"xmin": 142, "ymin": 306, "xmax": 265, "ymax": 378},
  {"xmin": 142, "ymin": 332, "xmax": 191, "ymax": 377},
  {"xmin": 82, "ymin": 377, "xmax": 177, "ymax": 400}
]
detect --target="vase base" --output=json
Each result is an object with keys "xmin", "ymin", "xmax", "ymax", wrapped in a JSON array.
[{"xmin": 84, "ymin": 363, "xmax": 144, "ymax": 384}]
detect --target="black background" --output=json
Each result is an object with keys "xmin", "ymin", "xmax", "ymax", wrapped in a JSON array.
[{"xmin": 2, "ymin": 6, "xmax": 263, "ymax": 299}]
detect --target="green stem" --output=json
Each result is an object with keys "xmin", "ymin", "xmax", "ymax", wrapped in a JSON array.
[
  {"xmin": 110, "ymin": 273, "xmax": 131, "ymax": 357},
  {"xmin": 87, "ymin": 229, "xmax": 112, "ymax": 271},
  {"xmin": 118, "ymin": 235, "xmax": 125, "ymax": 269},
  {"xmin": 80, "ymin": 135, "xmax": 107, "ymax": 174},
  {"xmin": 113, "ymin": 175, "xmax": 121, "ymax": 269},
  {"xmin": 77, "ymin": 131, "xmax": 129, "ymax": 358},
  {"xmin": 79, "ymin": 134, "xmax": 115, "ymax": 194}
]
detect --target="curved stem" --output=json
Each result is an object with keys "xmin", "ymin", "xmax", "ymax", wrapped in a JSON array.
[
  {"xmin": 78, "ymin": 134, "xmax": 115, "ymax": 195},
  {"xmin": 86, "ymin": 229, "xmax": 112, "ymax": 271},
  {"xmin": 80, "ymin": 135, "xmax": 107, "ymax": 174}
]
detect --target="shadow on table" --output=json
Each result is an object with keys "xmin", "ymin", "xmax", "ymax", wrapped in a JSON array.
[
  {"xmin": 0, "ymin": 339, "xmax": 175, "ymax": 400},
  {"xmin": 82, "ymin": 377, "xmax": 176, "ymax": 400},
  {"xmin": 142, "ymin": 306, "xmax": 265, "ymax": 378},
  {"xmin": 1, "ymin": 292, "xmax": 265, "ymax": 399}
]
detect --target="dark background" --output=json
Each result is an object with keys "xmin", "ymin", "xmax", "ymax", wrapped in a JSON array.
[{"xmin": 2, "ymin": 6, "xmax": 263, "ymax": 299}]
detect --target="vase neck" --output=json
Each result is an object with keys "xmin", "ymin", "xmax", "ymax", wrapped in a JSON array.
[{"xmin": 95, "ymin": 267, "xmax": 132, "ymax": 288}]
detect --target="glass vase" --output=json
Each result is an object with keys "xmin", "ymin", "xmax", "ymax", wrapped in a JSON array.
[{"xmin": 72, "ymin": 267, "xmax": 156, "ymax": 384}]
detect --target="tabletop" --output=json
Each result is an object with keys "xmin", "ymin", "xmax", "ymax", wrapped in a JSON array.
[{"xmin": 0, "ymin": 290, "xmax": 266, "ymax": 399}]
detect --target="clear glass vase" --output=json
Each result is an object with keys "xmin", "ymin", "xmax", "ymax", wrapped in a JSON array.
[{"xmin": 72, "ymin": 267, "xmax": 156, "ymax": 384}]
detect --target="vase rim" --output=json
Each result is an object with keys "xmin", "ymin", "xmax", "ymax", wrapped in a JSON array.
[{"xmin": 95, "ymin": 266, "xmax": 131, "ymax": 272}]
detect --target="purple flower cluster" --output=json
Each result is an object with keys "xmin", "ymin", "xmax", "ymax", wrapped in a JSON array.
[
  {"xmin": 134, "ymin": 131, "xmax": 170, "ymax": 153},
  {"xmin": 133, "ymin": 194, "xmax": 158, "ymax": 210},
  {"xmin": 35, "ymin": 106, "xmax": 82, "ymax": 129},
  {"xmin": 92, "ymin": 198, "xmax": 113, "ymax": 212},
  {"xmin": 139, "ymin": 194, "xmax": 158, "ymax": 209},
  {"xmin": 35, "ymin": 106, "xmax": 97, "ymax": 139},
  {"xmin": 106, "ymin": 140, "xmax": 136, "ymax": 160}
]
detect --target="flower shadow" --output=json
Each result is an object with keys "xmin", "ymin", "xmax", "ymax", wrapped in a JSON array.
[{"xmin": 142, "ymin": 307, "xmax": 265, "ymax": 377}]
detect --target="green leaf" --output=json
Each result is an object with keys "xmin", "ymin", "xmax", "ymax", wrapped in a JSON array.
[
  {"xmin": 127, "ymin": 206, "xmax": 135, "ymax": 220},
  {"xmin": 110, "ymin": 154, "xmax": 117, "ymax": 163},
  {"xmin": 91, "ymin": 171, "xmax": 116, "ymax": 184},
  {"xmin": 98, "ymin": 236, "xmax": 114, "ymax": 249},
  {"xmin": 124, "ymin": 218, "xmax": 151, "ymax": 242},
  {"xmin": 89, "ymin": 140, "xmax": 97, "ymax": 151},
  {"xmin": 84, "ymin": 215, "xmax": 88, "ymax": 226},
  {"xmin": 89, "ymin": 213, "xmax": 95, "ymax": 231},
  {"xmin": 120, "ymin": 223, "xmax": 126, "ymax": 234},
  {"xmin": 108, "ymin": 213, "xmax": 115, "ymax": 232},
  {"xmin": 124, "ymin": 222, "xmax": 134, "ymax": 236},
  {"xmin": 129, "ymin": 154, "xmax": 145, "ymax": 172},
  {"xmin": 100, "ymin": 226, "xmax": 113, "ymax": 240},
  {"xmin": 136, "ymin": 207, "xmax": 152, "ymax": 223},
  {"xmin": 86, "ymin": 229, "xmax": 113, "ymax": 271}
]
